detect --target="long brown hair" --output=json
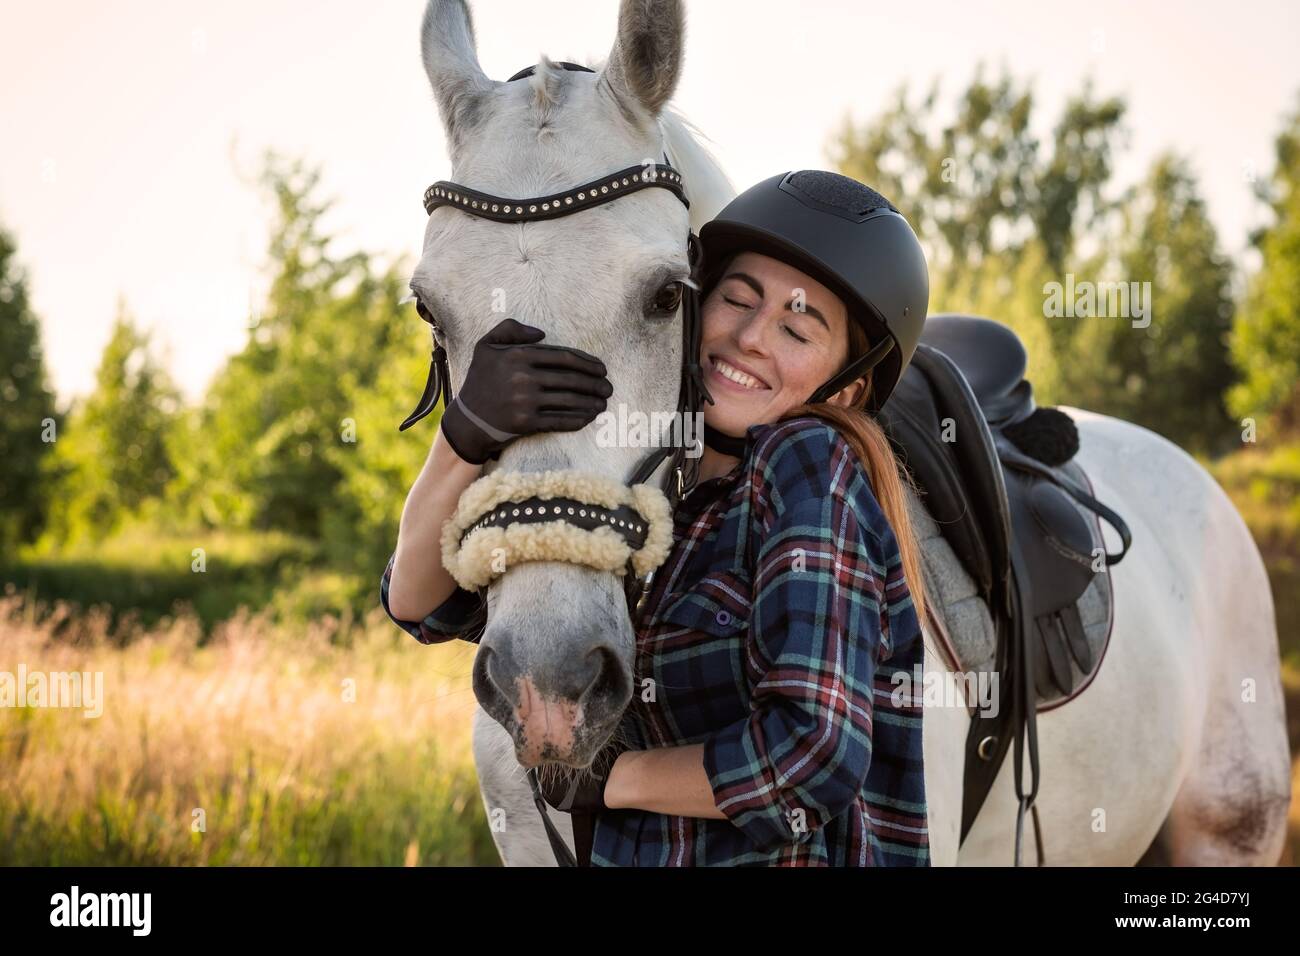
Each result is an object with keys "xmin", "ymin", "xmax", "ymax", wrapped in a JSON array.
[{"xmin": 775, "ymin": 317, "xmax": 930, "ymax": 627}]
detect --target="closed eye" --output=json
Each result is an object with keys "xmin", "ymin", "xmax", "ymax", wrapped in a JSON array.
[{"xmin": 724, "ymin": 295, "xmax": 810, "ymax": 344}]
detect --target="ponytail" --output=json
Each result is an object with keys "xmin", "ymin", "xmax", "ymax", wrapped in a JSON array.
[{"xmin": 776, "ymin": 321, "xmax": 929, "ymax": 628}]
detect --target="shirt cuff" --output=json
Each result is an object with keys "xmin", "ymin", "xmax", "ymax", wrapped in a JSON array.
[
  {"xmin": 701, "ymin": 714, "xmax": 812, "ymax": 852},
  {"xmin": 380, "ymin": 553, "xmax": 483, "ymax": 645}
]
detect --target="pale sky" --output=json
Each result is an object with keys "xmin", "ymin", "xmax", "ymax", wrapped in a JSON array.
[{"xmin": 3, "ymin": 0, "xmax": 1298, "ymax": 405}]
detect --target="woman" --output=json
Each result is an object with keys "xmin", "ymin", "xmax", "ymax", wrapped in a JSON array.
[{"xmin": 381, "ymin": 170, "xmax": 931, "ymax": 867}]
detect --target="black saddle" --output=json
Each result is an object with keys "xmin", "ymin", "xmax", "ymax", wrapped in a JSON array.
[
  {"xmin": 919, "ymin": 313, "xmax": 1034, "ymax": 426},
  {"xmin": 877, "ymin": 313, "xmax": 1133, "ymax": 863}
]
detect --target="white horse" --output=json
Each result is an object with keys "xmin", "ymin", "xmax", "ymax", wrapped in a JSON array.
[{"xmin": 411, "ymin": 0, "xmax": 1291, "ymax": 866}]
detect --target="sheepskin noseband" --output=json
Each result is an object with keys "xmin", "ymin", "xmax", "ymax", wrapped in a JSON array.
[{"xmin": 440, "ymin": 468, "xmax": 674, "ymax": 591}]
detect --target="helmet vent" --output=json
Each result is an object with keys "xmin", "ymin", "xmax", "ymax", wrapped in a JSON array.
[{"xmin": 786, "ymin": 170, "xmax": 898, "ymax": 218}]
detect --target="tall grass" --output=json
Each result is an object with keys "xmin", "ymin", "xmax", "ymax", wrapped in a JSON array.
[{"xmin": 0, "ymin": 591, "xmax": 497, "ymax": 866}]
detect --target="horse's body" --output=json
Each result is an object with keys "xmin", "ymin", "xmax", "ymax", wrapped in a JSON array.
[
  {"xmin": 413, "ymin": 0, "xmax": 1290, "ymax": 866},
  {"xmin": 955, "ymin": 409, "xmax": 1289, "ymax": 865},
  {"xmin": 474, "ymin": 409, "xmax": 1291, "ymax": 866}
]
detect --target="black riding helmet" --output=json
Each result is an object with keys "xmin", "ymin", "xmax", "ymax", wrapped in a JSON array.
[{"xmin": 697, "ymin": 170, "xmax": 929, "ymax": 415}]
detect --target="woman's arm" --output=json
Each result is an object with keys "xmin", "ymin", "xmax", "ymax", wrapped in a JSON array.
[
  {"xmin": 386, "ymin": 430, "xmax": 483, "ymax": 622},
  {"xmin": 604, "ymin": 746, "xmax": 727, "ymax": 819}
]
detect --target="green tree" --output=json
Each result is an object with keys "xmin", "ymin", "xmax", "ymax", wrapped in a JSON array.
[
  {"xmin": 167, "ymin": 152, "xmax": 424, "ymax": 565},
  {"xmin": 42, "ymin": 302, "xmax": 179, "ymax": 544},
  {"xmin": 0, "ymin": 225, "xmax": 59, "ymax": 550},
  {"xmin": 1061, "ymin": 154, "xmax": 1238, "ymax": 452},
  {"xmin": 831, "ymin": 67, "xmax": 1126, "ymax": 293},
  {"xmin": 832, "ymin": 70, "xmax": 1242, "ymax": 451},
  {"xmin": 324, "ymin": 273, "xmax": 446, "ymax": 576},
  {"xmin": 1229, "ymin": 96, "xmax": 1300, "ymax": 433}
]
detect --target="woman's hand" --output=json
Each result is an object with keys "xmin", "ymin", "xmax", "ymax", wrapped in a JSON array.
[
  {"xmin": 440, "ymin": 317, "xmax": 614, "ymax": 465},
  {"xmin": 539, "ymin": 742, "xmax": 628, "ymax": 814}
]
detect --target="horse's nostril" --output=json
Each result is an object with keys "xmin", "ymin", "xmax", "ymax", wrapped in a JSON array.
[
  {"xmin": 581, "ymin": 646, "xmax": 629, "ymax": 716},
  {"xmin": 472, "ymin": 629, "xmax": 631, "ymax": 743},
  {"xmin": 472, "ymin": 646, "xmax": 516, "ymax": 729}
]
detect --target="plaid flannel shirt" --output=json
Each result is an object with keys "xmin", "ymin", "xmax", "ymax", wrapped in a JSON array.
[{"xmin": 380, "ymin": 415, "xmax": 929, "ymax": 866}]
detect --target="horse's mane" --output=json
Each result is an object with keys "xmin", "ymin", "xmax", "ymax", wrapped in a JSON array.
[{"xmin": 658, "ymin": 106, "xmax": 736, "ymax": 233}]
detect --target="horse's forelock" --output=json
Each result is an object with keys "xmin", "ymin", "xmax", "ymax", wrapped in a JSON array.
[{"xmin": 525, "ymin": 55, "xmax": 568, "ymax": 122}]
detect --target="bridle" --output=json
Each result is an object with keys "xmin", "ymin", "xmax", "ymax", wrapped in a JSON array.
[
  {"xmin": 404, "ymin": 154, "xmax": 711, "ymax": 581},
  {"xmin": 403, "ymin": 62, "xmax": 716, "ymax": 866},
  {"xmin": 402, "ymin": 154, "xmax": 713, "ymax": 570}
]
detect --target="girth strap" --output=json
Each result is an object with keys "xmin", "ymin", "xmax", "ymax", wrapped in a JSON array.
[{"xmin": 1008, "ymin": 542, "xmax": 1046, "ymax": 866}]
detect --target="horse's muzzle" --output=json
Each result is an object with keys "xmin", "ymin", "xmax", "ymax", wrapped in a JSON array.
[{"xmin": 472, "ymin": 625, "xmax": 629, "ymax": 767}]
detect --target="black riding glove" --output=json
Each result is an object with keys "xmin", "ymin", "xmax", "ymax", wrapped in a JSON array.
[
  {"xmin": 440, "ymin": 317, "xmax": 614, "ymax": 465},
  {"xmin": 538, "ymin": 742, "xmax": 629, "ymax": 814}
]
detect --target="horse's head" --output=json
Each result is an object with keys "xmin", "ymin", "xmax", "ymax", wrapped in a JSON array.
[{"xmin": 413, "ymin": 0, "xmax": 729, "ymax": 767}]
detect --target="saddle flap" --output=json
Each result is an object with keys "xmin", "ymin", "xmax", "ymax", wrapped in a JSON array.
[
  {"xmin": 883, "ymin": 373, "xmax": 994, "ymax": 598},
  {"xmin": 1028, "ymin": 481, "xmax": 1095, "ymax": 566},
  {"xmin": 1014, "ymin": 476, "xmax": 1098, "ymax": 619},
  {"xmin": 911, "ymin": 345, "xmax": 1013, "ymax": 599}
]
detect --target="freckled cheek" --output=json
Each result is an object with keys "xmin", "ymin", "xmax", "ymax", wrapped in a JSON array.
[
  {"xmin": 699, "ymin": 301, "xmax": 735, "ymax": 345},
  {"xmin": 771, "ymin": 355, "xmax": 824, "ymax": 396}
]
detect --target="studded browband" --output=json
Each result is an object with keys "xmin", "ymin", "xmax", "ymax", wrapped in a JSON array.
[{"xmin": 423, "ymin": 163, "xmax": 688, "ymax": 220}]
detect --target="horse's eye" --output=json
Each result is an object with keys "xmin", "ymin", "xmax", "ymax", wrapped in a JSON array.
[
  {"xmin": 412, "ymin": 296, "xmax": 449, "ymax": 345},
  {"xmin": 648, "ymin": 281, "xmax": 684, "ymax": 316}
]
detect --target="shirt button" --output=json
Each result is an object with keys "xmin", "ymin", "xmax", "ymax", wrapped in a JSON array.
[{"xmin": 715, "ymin": 610, "xmax": 732, "ymax": 627}]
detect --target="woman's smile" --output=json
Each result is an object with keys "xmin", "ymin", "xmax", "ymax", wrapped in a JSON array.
[{"xmin": 707, "ymin": 353, "xmax": 772, "ymax": 392}]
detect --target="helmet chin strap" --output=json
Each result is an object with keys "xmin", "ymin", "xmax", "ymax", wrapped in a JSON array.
[
  {"xmin": 701, "ymin": 337, "xmax": 896, "ymax": 459},
  {"xmin": 804, "ymin": 336, "xmax": 895, "ymax": 405}
]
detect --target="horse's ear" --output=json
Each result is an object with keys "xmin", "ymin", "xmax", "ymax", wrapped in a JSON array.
[
  {"xmin": 600, "ymin": 0, "xmax": 685, "ymax": 118},
  {"xmin": 421, "ymin": 0, "xmax": 495, "ymax": 150}
]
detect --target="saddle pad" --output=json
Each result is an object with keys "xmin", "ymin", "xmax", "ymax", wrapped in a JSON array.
[{"xmin": 904, "ymin": 474, "xmax": 1113, "ymax": 712}]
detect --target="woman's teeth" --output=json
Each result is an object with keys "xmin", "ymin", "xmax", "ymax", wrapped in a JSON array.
[{"xmin": 712, "ymin": 356, "xmax": 765, "ymax": 390}]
